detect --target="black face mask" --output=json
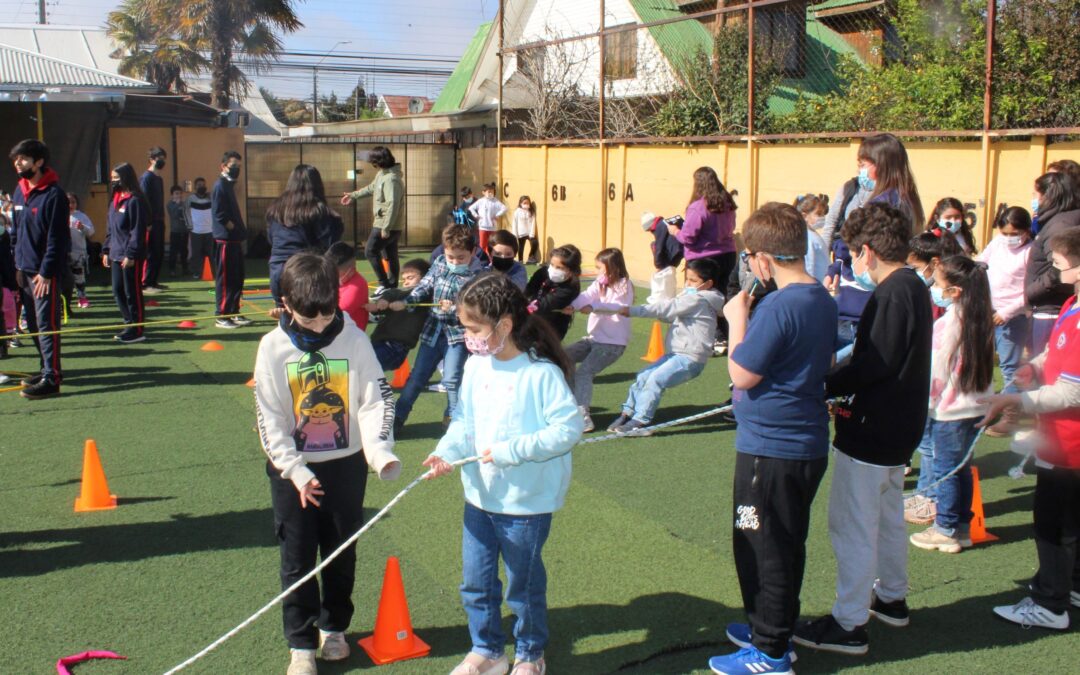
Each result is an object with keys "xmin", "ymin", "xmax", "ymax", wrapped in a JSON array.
[
  {"xmin": 154, "ymin": 158, "xmax": 165, "ymax": 170},
  {"xmin": 195, "ymin": 186, "xmax": 207, "ymax": 196},
  {"xmin": 17, "ymin": 168, "xmax": 36, "ymax": 180},
  {"xmin": 226, "ymin": 166, "xmax": 241, "ymax": 180},
  {"xmin": 280, "ymin": 309, "xmax": 345, "ymax": 354},
  {"xmin": 110, "ymin": 180, "xmax": 122, "ymax": 193},
  {"xmin": 491, "ymin": 256, "xmax": 515, "ymax": 272}
]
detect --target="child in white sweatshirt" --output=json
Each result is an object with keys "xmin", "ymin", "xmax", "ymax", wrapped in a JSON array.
[
  {"xmin": 254, "ymin": 252, "xmax": 401, "ymax": 674},
  {"xmin": 468, "ymin": 182, "xmax": 507, "ymax": 254}
]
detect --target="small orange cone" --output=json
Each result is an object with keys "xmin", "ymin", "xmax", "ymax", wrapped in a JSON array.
[
  {"xmin": 390, "ymin": 358, "xmax": 411, "ymax": 388},
  {"xmin": 201, "ymin": 341, "xmax": 224, "ymax": 352},
  {"xmin": 968, "ymin": 465, "xmax": 998, "ymax": 544},
  {"xmin": 74, "ymin": 439, "xmax": 117, "ymax": 512},
  {"xmin": 358, "ymin": 557, "xmax": 430, "ymax": 665},
  {"xmin": 177, "ymin": 320, "xmax": 197, "ymax": 329},
  {"xmin": 381, "ymin": 258, "xmax": 390, "ymax": 274},
  {"xmin": 246, "ymin": 377, "xmax": 255, "ymax": 388},
  {"xmin": 641, "ymin": 320, "xmax": 665, "ymax": 362},
  {"xmin": 201, "ymin": 257, "xmax": 214, "ymax": 282}
]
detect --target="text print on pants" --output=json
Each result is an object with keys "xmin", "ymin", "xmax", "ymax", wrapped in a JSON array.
[{"xmin": 735, "ymin": 505, "xmax": 760, "ymax": 531}]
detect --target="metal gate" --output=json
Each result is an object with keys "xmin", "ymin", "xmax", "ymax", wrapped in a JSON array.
[{"xmin": 245, "ymin": 140, "xmax": 457, "ymax": 248}]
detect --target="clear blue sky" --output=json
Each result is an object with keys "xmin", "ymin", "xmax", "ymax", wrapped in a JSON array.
[{"xmin": 1, "ymin": 0, "xmax": 497, "ymax": 100}]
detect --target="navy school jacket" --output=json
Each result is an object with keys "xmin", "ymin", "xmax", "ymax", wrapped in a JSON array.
[
  {"xmin": 104, "ymin": 192, "xmax": 148, "ymax": 261},
  {"xmin": 139, "ymin": 170, "xmax": 165, "ymax": 226},
  {"xmin": 212, "ymin": 175, "xmax": 247, "ymax": 242},
  {"xmin": 11, "ymin": 168, "xmax": 70, "ymax": 278}
]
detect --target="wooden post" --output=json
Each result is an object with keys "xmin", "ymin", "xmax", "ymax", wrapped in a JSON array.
[
  {"xmin": 497, "ymin": 0, "xmax": 505, "ymax": 192},
  {"xmin": 747, "ymin": 1, "xmax": 756, "ymax": 210},
  {"xmin": 979, "ymin": 0, "xmax": 996, "ymax": 245},
  {"xmin": 600, "ymin": 0, "xmax": 607, "ymax": 247},
  {"xmin": 36, "ymin": 102, "xmax": 43, "ymax": 140}
]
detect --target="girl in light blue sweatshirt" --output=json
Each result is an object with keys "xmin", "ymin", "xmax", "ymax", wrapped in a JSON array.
[{"xmin": 424, "ymin": 272, "xmax": 583, "ymax": 675}]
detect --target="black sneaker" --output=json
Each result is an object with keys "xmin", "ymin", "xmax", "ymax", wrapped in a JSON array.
[
  {"xmin": 20, "ymin": 377, "xmax": 60, "ymax": 400},
  {"xmin": 215, "ymin": 318, "xmax": 238, "ymax": 329},
  {"xmin": 116, "ymin": 332, "xmax": 146, "ymax": 344},
  {"xmin": 607, "ymin": 413, "xmax": 631, "ymax": 432},
  {"xmin": 232, "ymin": 315, "xmax": 253, "ymax": 327},
  {"xmin": 21, "ymin": 373, "xmax": 43, "ymax": 387},
  {"xmin": 869, "ymin": 594, "xmax": 910, "ymax": 627},
  {"xmin": 792, "ymin": 615, "xmax": 868, "ymax": 655}
]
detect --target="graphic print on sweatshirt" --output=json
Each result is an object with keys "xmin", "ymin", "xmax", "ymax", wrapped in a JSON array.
[{"xmin": 287, "ymin": 351, "xmax": 349, "ymax": 453}]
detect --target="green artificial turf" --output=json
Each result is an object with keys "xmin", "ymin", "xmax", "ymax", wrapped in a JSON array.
[{"xmin": 0, "ymin": 258, "xmax": 1075, "ymax": 673}]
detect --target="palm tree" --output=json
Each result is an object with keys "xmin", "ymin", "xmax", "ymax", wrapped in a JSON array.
[
  {"xmin": 159, "ymin": 0, "xmax": 303, "ymax": 110},
  {"xmin": 106, "ymin": 0, "xmax": 206, "ymax": 94}
]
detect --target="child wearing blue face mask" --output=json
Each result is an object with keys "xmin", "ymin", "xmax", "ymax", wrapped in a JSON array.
[
  {"xmin": 424, "ymin": 272, "xmax": 583, "ymax": 675},
  {"xmin": 388, "ymin": 223, "xmax": 484, "ymax": 433},
  {"xmin": 909, "ymin": 256, "xmax": 994, "ymax": 555},
  {"xmin": 926, "ymin": 197, "xmax": 978, "ymax": 255},
  {"xmin": 977, "ymin": 206, "xmax": 1034, "ymax": 437}
]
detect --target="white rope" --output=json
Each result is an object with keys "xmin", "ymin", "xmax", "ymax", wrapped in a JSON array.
[
  {"xmin": 163, "ymin": 456, "xmax": 481, "ymax": 675},
  {"xmin": 902, "ymin": 426, "xmax": 986, "ymax": 498},
  {"xmin": 162, "ymin": 404, "xmax": 735, "ymax": 673}
]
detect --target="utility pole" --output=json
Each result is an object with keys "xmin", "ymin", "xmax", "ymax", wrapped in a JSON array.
[
  {"xmin": 355, "ymin": 76, "xmax": 361, "ymax": 119},
  {"xmin": 311, "ymin": 40, "xmax": 351, "ymax": 125},
  {"xmin": 38, "ymin": 0, "xmax": 46, "ymax": 24}
]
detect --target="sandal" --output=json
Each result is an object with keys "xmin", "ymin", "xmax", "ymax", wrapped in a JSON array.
[
  {"xmin": 450, "ymin": 652, "xmax": 509, "ymax": 675},
  {"xmin": 511, "ymin": 657, "xmax": 546, "ymax": 675}
]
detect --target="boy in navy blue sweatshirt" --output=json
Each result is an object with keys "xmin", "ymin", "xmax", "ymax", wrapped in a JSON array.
[
  {"xmin": 212, "ymin": 150, "xmax": 249, "ymax": 329},
  {"xmin": 140, "ymin": 146, "xmax": 167, "ymax": 293},
  {"xmin": 8, "ymin": 139, "xmax": 69, "ymax": 399}
]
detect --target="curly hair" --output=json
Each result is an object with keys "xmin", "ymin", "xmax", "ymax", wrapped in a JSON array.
[
  {"xmin": 840, "ymin": 202, "xmax": 911, "ymax": 263},
  {"xmin": 457, "ymin": 272, "xmax": 574, "ymax": 384},
  {"xmin": 689, "ymin": 167, "xmax": 736, "ymax": 214}
]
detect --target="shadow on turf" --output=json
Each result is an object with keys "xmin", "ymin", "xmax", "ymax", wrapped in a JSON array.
[
  {"xmin": 61, "ymin": 365, "xmax": 254, "ymax": 394},
  {"xmin": 0, "ymin": 507, "xmax": 374, "ymax": 577}
]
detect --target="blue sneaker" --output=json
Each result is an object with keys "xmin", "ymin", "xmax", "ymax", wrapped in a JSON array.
[
  {"xmin": 708, "ymin": 646, "xmax": 793, "ymax": 675},
  {"xmin": 724, "ymin": 623, "xmax": 797, "ymax": 662}
]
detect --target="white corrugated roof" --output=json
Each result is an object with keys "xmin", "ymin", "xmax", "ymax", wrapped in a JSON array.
[
  {"xmin": 0, "ymin": 41, "xmax": 151, "ymax": 89},
  {"xmin": 0, "ymin": 24, "xmax": 118, "ymax": 72}
]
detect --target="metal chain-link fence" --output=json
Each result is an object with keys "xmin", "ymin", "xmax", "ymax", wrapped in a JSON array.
[{"xmin": 497, "ymin": 0, "xmax": 1080, "ymax": 144}]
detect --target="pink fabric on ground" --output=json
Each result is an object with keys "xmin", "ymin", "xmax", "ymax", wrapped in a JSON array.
[{"xmin": 56, "ymin": 650, "xmax": 126, "ymax": 674}]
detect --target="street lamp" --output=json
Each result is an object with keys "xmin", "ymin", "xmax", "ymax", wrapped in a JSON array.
[{"xmin": 312, "ymin": 40, "xmax": 351, "ymax": 123}]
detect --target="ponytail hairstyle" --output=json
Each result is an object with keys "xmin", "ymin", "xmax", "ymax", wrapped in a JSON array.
[
  {"xmin": 939, "ymin": 255, "xmax": 995, "ymax": 394},
  {"xmin": 927, "ymin": 197, "xmax": 977, "ymax": 254},
  {"xmin": 595, "ymin": 247, "xmax": 628, "ymax": 288},
  {"xmin": 457, "ymin": 272, "xmax": 574, "ymax": 385},
  {"xmin": 994, "ymin": 204, "xmax": 1032, "ymax": 232},
  {"xmin": 794, "ymin": 193, "xmax": 829, "ymax": 220},
  {"xmin": 549, "ymin": 244, "xmax": 582, "ymax": 277}
]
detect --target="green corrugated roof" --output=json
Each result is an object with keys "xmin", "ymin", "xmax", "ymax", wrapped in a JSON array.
[
  {"xmin": 627, "ymin": 0, "xmax": 713, "ymax": 76},
  {"xmin": 432, "ymin": 21, "xmax": 492, "ymax": 113}
]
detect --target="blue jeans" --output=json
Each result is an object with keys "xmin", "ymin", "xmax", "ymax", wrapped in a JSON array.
[
  {"xmin": 837, "ymin": 319, "xmax": 858, "ymax": 348},
  {"xmin": 395, "ymin": 331, "xmax": 466, "ymax": 423},
  {"xmin": 930, "ymin": 417, "xmax": 980, "ymax": 536},
  {"xmin": 372, "ymin": 339, "xmax": 409, "ymax": 372},
  {"xmin": 915, "ymin": 417, "xmax": 935, "ymax": 499},
  {"xmin": 995, "ymin": 315, "xmax": 1030, "ymax": 394},
  {"xmin": 461, "ymin": 502, "xmax": 551, "ymax": 662},
  {"xmin": 621, "ymin": 353, "xmax": 705, "ymax": 424},
  {"xmin": 1031, "ymin": 315, "xmax": 1057, "ymax": 357}
]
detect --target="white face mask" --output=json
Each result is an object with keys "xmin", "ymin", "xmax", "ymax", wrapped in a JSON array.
[
  {"xmin": 1002, "ymin": 234, "xmax": 1025, "ymax": 249},
  {"xmin": 547, "ymin": 267, "xmax": 569, "ymax": 284}
]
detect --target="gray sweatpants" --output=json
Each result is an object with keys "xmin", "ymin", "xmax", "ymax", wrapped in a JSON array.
[
  {"xmin": 563, "ymin": 338, "xmax": 625, "ymax": 409},
  {"xmin": 828, "ymin": 448, "xmax": 908, "ymax": 631}
]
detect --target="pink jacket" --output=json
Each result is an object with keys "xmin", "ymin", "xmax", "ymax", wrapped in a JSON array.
[
  {"xmin": 929, "ymin": 307, "xmax": 992, "ymax": 421},
  {"xmin": 571, "ymin": 277, "xmax": 635, "ymax": 346},
  {"xmin": 976, "ymin": 236, "xmax": 1031, "ymax": 322}
]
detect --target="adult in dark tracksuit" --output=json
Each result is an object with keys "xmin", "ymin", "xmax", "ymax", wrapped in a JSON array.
[
  {"xmin": 8, "ymin": 139, "xmax": 70, "ymax": 399},
  {"xmin": 140, "ymin": 146, "xmax": 167, "ymax": 292},
  {"xmin": 266, "ymin": 164, "xmax": 344, "ymax": 307},
  {"xmin": 103, "ymin": 163, "xmax": 148, "ymax": 344},
  {"xmin": 212, "ymin": 151, "xmax": 249, "ymax": 329}
]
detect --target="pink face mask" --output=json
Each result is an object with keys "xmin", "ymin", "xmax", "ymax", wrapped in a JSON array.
[{"xmin": 464, "ymin": 322, "xmax": 509, "ymax": 356}]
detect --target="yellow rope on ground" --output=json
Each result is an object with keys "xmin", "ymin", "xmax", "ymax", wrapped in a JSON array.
[{"xmin": 11, "ymin": 308, "xmax": 270, "ymax": 341}]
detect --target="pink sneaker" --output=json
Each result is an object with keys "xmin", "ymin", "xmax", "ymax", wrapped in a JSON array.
[{"xmin": 77, "ymin": 298, "xmax": 90, "ymax": 309}]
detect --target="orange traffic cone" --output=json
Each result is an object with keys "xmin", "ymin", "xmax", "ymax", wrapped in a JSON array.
[
  {"xmin": 201, "ymin": 257, "xmax": 214, "ymax": 282},
  {"xmin": 358, "ymin": 557, "xmax": 430, "ymax": 665},
  {"xmin": 201, "ymin": 341, "xmax": 224, "ymax": 352},
  {"xmin": 968, "ymin": 465, "xmax": 998, "ymax": 544},
  {"xmin": 641, "ymin": 320, "xmax": 665, "ymax": 362},
  {"xmin": 390, "ymin": 358, "xmax": 411, "ymax": 388},
  {"xmin": 381, "ymin": 258, "xmax": 390, "ymax": 274},
  {"xmin": 74, "ymin": 439, "xmax": 117, "ymax": 512}
]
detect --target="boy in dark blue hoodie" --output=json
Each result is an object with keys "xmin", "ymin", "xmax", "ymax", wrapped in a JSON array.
[
  {"xmin": 8, "ymin": 139, "xmax": 69, "ymax": 399},
  {"xmin": 212, "ymin": 150, "xmax": 249, "ymax": 329}
]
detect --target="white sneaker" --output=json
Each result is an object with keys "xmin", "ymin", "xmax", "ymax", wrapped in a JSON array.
[
  {"xmin": 428, "ymin": 382, "xmax": 448, "ymax": 393},
  {"xmin": 215, "ymin": 318, "xmax": 238, "ymax": 329},
  {"xmin": 1072, "ymin": 590, "xmax": 1080, "ymax": 608},
  {"xmin": 992, "ymin": 597, "xmax": 1069, "ymax": 630},
  {"xmin": 450, "ymin": 652, "xmax": 509, "ymax": 675},
  {"xmin": 287, "ymin": 648, "xmax": 318, "ymax": 675},
  {"xmin": 232, "ymin": 315, "xmax": 253, "ymax": 327},
  {"xmin": 579, "ymin": 406, "xmax": 594, "ymax": 432},
  {"xmin": 318, "ymin": 630, "xmax": 349, "ymax": 661}
]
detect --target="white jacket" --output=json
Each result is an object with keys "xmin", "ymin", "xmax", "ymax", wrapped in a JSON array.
[
  {"xmin": 469, "ymin": 196, "xmax": 507, "ymax": 231},
  {"xmin": 511, "ymin": 207, "xmax": 536, "ymax": 238},
  {"xmin": 254, "ymin": 316, "xmax": 400, "ymax": 489}
]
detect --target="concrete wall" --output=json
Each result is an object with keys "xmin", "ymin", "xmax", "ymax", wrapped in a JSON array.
[
  {"xmin": 84, "ymin": 126, "xmax": 246, "ymax": 244},
  {"xmin": 501, "ymin": 138, "xmax": 1080, "ymax": 282}
]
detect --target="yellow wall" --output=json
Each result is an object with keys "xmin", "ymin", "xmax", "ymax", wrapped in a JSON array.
[
  {"xmin": 502, "ymin": 137, "xmax": 1079, "ymax": 282},
  {"xmin": 84, "ymin": 126, "xmax": 246, "ymax": 243},
  {"xmin": 458, "ymin": 146, "xmax": 498, "ymax": 196}
]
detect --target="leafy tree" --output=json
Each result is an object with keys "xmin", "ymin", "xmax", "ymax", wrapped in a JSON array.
[{"xmin": 106, "ymin": 0, "xmax": 206, "ymax": 93}]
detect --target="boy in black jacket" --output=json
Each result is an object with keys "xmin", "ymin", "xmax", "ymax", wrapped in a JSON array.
[
  {"xmin": 212, "ymin": 150, "xmax": 249, "ymax": 329},
  {"xmin": 8, "ymin": 139, "xmax": 70, "ymax": 399},
  {"xmin": 140, "ymin": 146, "xmax": 167, "ymax": 293},
  {"xmin": 794, "ymin": 203, "xmax": 932, "ymax": 656}
]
